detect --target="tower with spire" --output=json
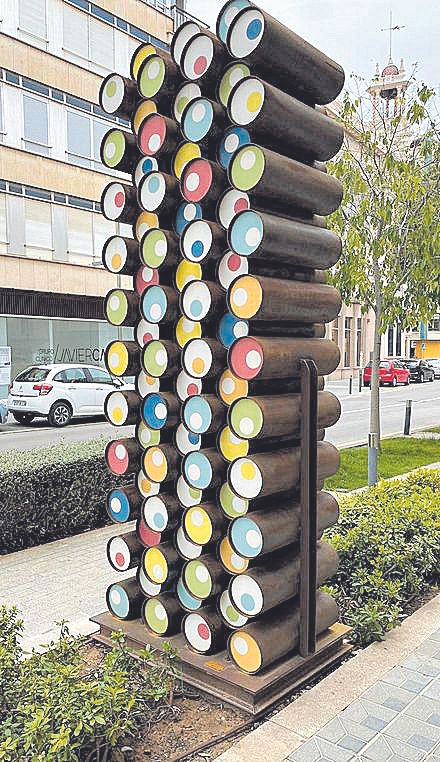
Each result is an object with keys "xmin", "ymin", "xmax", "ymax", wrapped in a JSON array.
[{"xmin": 368, "ymin": 12, "xmax": 409, "ymax": 124}]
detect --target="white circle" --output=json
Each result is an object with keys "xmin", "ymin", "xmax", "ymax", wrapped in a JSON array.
[
  {"xmin": 188, "ymin": 463, "xmax": 201, "ymax": 481},
  {"xmin": 150, "ymin": 303, "xmax": 162, "ymax": 321},
  {"xmin": 225, "ymin": 133, "xmax": 240, "ymax": 153},
  {"xmin": 155, "ymin": 602, "xmax": 167, "ymax": 621},
  {"xmin": 186, "ymin": 172, "xmax": 200, "ymax": 192},
  {"xmin": 245, "ymin": 227, "xmax": 261, "ymax": 247},
  {"xmin": 153, "ymin": 563, "xmax": 163, "ymax": 579},
  {"xmin": 110, "ymin": 497, "xmax": 122, "ymax": 513},
  {"xmin": 233, "ymin": 287, "xmax": 248, "ymax": 307},
  {"xmin": 192, "ymin": 102, "xmax": 206, "ymax": 123},
  {"xmin": 191, "ymin": 510, "xmax": 203, "ymax": 527},
  {"xmin": 195, "ymin": 565, "xmax": 209, "ymax": 583},
  {"xmin": 148, "ymin": 133, "xmax": 161, "ymax": 152},
  {"xmin": 105, "ymin": 141, "xmax": 116, "ymax": 160},
  {"xmin": 148, "ymin": 60, "xmax": 160, "ymax": 80},
  {"xmin": 109, "ymin": 294, "xmax": 120, "ymax": 311},
  {"xmin": 111, "ymin": 589, "xmax": 121, "ymax": 605},
  {"xmin": 115, "ymin": 445, "xmax": 126, "ymax": 460},
  {"xmin": 222, "ymin": 377, "xmax": 235, "ymax": 395},
  {"xmin": 239, "ymin": 416, "xmax": 254, "ymax": 436},
  {"xmin": 182, "ymin": 319, "xmax": 194, "ymax": 332},
  {"xmin": 234, "ymin": 321, "xmax": 248, "ymax": 338},
  {"xmin": 231, "ymin": 553, "xmax": 246, "ymax": 570},
  {"xmin": 246, "ymin": 529, "xmax": 261, "ymax": 549},
  {"xmin": 246, "ymin": 350, "xmax": 261, "ymax": 369},
  {"xmin": 224, "ymin": 6, "xmax": 238, "ymax": 25},
  {"xmin": 240, "ymin": 150, "xmax": 256, "ymax": 171},
  {"xmin": 152, "ymin": 450, "xmax": 163, "ymax": 466},
  {"xmin": 232, "ymin": 496, "xmax": 246, "ymax": 513},
  {"xmin": 234, "ymin": 636, "xmax": 249, "ymax": 656},
  {"xmin": 156, "ymin": 350, "xmax": 167, "ymax": 366},
  {"xmin": 189, "ymin": 412, "xmax": 203, "ymax": 430},
  {"xmin": 229, "ymin": 66, "xmax": 244, "ymax": 88},
  {"xmin": 109, "ymin": 352, "xmax": 119, "ymax": 369},
  {"xmin": 155, "ymin": 238, "xmax": 167, "ymax": 257},
  {"xmin": 155, "ymin": 402, "xmax": 167, "ymax": 419},
  {"xmin": 184, "ymin": 203, "xmax": 196, "ymax": 221}
]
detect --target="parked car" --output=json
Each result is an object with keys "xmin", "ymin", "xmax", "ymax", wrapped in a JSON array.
[
  {"xmin": 7, "ymin": 364, "xmax": 133, "ymax": 427},
  {"xmin": 363, "ymin": 359, "xmax": 410, "ymax": 387},
  {"xmin": 402, "ymin": 358, "xmax": 435, "ymax": 383},
  {"xmin": 427, "ymin": 358, "xmax": 440, "ymax": 379}
]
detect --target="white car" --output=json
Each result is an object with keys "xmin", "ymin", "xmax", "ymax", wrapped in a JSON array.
[{"xmin": 8, "ymin": 364, "xmax": 134, "ymax": 427}]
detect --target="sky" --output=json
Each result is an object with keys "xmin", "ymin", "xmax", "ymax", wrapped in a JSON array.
[{"xmin": 187, "ymin": 0, "xmax": 440, "ymax": 93}]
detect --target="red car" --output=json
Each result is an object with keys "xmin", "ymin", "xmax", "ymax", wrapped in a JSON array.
[{"xmin": 363, "ymin": 360, "xmax": 410, "ymax": 388}]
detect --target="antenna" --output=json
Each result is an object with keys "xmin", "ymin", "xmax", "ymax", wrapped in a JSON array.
[{"xmin": 381, "ymin": 10, "xmax": 406, "ymax": 62}]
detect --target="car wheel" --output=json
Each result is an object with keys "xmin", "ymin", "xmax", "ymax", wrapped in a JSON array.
[
  {"xmin": 364, "ymin": 382, "xmax": 370, "ymax": 387},
  {"xmin": 12, "ymin": 412, "xmax": 35, "ymax": 425},
  {"xmin": 420, "ymin": 374, "xmax": 424, "ymax": 383},
  {"xmin": 48, "ymin": 401, "xmax": 72, "ymax": 427},
  {"xmin": 429, "ymin": 374, "xmax": 434, "ymax": 382},
  {"xmin": 391, "ymin": 376, "xmax": 397, "ymax": 387},
  {"xmin": 405, "ymin": 376, "xmax": 410, "ymax": 385}
]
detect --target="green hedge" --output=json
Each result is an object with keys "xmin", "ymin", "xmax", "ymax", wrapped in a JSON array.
[
  {"xmin": 0, "ymin": 439, "xmax": 131, "ymax": 554},
  {"xmin": 324, "ymin": 469, "xmax": 440, "ymax": 645}
]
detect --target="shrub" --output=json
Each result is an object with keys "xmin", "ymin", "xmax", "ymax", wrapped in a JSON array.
[
  {"xmin": 324, "ymin": 469, "xmax": 440, "ymax": 646},
  {"xmin": 0, "ymin": 439, "xmax": 131, "ymax": 554},
  {"xmin": 0, "ymin": 605, "xmax": 179, "ymax": 762}
]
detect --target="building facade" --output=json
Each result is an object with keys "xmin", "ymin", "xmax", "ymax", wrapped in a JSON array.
[{"xmin": 0, "ymin": 0, "xmax": 186, "ymax": 396}]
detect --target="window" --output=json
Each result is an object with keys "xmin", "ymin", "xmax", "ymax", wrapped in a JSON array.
[
  {"xmin": 19, "ymin": 0, "xmax": 47, "ymax": 40},
  {"xmin": 396, "ymin": 325, "xmax": 402, "ymax": 356},
  {"xmin": 0, "ymin": 86, "xmax": 4, "ymax": 142},
  {"xmin": 67, "ymin": 111, "xmax": 91, "ymax": 167},
  {"xmin": 23, "ymin": 95, "xmax": 49, "ymax": 156},
  {"xmin": 344, "ymin": 317, "xmax": 352, "ymax": 367},
  {"xmin": 67, "ymin": 207, "xmax": 93, "ymax": 264},
  {"xmin": 24, "ymin": 199, "xmax": 52, "ymax": 259},
  {"xmin": 387, "ymin": 325, "xmax": 394, "ymax": 356},
  {"xmin": 63, "ymin": 5, "xmax": 114, "ymax": 69},
  {"xmin": 331, "ymin": 319, "xmax": 339, "ymax": 347},
  {"xmin": 87, "ymin": 368, "xmax": 114, "ymax": 384},
  {"xmin": 63, "ymin": 6, "xmax": 89, "ymax": 59},
  {"xmin": 356, "ymin": 317, "xmax": 362, "ymax": 366},
  {"xmin": 92, "ymin": 120, "xmax": 109, "ymax": 168},
  {"xmin": 0, "ymin": 195, "xmax": 7, "ymax": 254},
  {"xmin": 63, "ymin": 368, "xmax": 89, "ymax": 383},
  {"xmin": 93, "ymin": 214, "xmax": 116, "ymax": 261},
  {"xmin": 15, "ymin": 367, "xmax": 50, "ymax": 382},
  {"xmin": 90, "ymin": 17, "xmax": 114, "ymax": 69}
]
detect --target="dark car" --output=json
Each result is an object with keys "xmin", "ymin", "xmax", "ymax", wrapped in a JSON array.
[
  {"xmin": 363, "ymin": 360, "xmax": 410, "ymax": 387},
  {"xmin": 402, "ymin": 359, "xmax": 435, "ymax": 383},
  {"xmin": 428, "ymin": 358, "xmax": 440, "ymax": 379}
]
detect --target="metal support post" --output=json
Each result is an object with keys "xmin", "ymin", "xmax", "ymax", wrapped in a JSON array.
[
  {"xmin": 404, "ymin": 400, "xmax": 412, "ymax": 436},
  {"xmin": 368, "ymin": 432, "xmax": 378, "ymax": 486}
]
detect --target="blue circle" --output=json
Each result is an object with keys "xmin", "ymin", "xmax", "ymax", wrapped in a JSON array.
[
  {"xmin": 218, "ymin": 127, "xmax": 251, "ymax": 170},
  {"xmin": 143, "ymin": 158, "xmax": 155, "ymax": 172},
  {"xmin": 240, "ymin": 593, "xmax": 255, "ymax": 612},
  {"xmin": 229, "ymin": 210, "xmax": 264, "ymax": 256},
  {"xmin": 218, "ymin": 312, "xmax": 249, "ymax": 349},
  {"xmin": 177, "ymin": 577, "xmax": 202, "ymax": 610},
  {"xmin": 184, "ymin": 396, "xmax": 212, "ymax": 434},
  {"xmin": 141, "ymin": 285, "xmax": 167, "ymax": 323},
  {"xmin": 231, "ymin": 517, "xmax": 262, "ymax": 558},
  {"xmin": 148, "ymin": 175, "xmax": 160, "ymax": 193},
  {"xmin": 142, "ymin": 392, "xmax": 167, "ymax": 429},
  {"xmin": 191, "ymin": 240, "xmax": 204, "ymax": 258},
  {"xmin": 184, "ymin": 451, "xmax": 212, "ymax": 489},
  {"xmin": 153, "ymin": 512, "xmax": 166, "ymax": 530},
  {"xmin": 107, "ymin": 489, "xmax": 130, "ymax": 523},
  {"xmin": 174, "ymin": 202, "xmax": 203, "ymax": 235},
  {"xmin": 189, "ymin": 432, "xmax": 199, "ymax": 445},
  {"xmin": 218, "ymin": 0, "xmax": 250, "ymax": 42},
  {"xmin": 107, "ymin": 584, "xmax": 130, "ymax": 619},
  {"xmin": 190, "ymin": 299, "xmax": 203, "ymax": 318},
  {"xmin": 183, "ymin": 99, "xmax": 214, "ymax": 142},
  {"xmin": 247, "ymin": 19, "xmax": 262, "ymax": 39}
]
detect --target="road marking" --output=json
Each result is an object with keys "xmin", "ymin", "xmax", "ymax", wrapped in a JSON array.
[{"xmin": 341, "ymin": 396, "xmax": 440, "ymax": 415}]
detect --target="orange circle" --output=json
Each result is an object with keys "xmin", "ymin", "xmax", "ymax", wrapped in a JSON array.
[
  {"xmin": 229, "ymin": 631, "xmax": 262, "ymax": 673},
  {"xmin": 143, "ymin": 446, "xmax": 167, "ymax": 482},
  {"xmin": 229, "ymin": 275, "xmax": 262, "ymax": 320}
]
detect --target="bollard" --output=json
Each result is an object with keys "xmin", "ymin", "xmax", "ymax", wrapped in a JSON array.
[
  {"xmin": 348, "ymin": 376, "xmax": 353, "ymax": 395},
  {"xmin": 404, "ymin": 399, "xmax": 413, "ymax": 436},
  {"xmin": 358, "ymin": 371, "xmax": 363, "ymax": 393},
  {"xmin": 368, "ymin": 432, "xmax": 378, "ymax": 486}
]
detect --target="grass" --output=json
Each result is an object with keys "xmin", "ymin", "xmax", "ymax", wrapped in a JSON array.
[
  {"xmin": 326, "ymin": 437, "xmax": 440, "ymax": 491},
  {"xmin": 425, "ymin": 426, "xmax": 440, "ymax": 434}
]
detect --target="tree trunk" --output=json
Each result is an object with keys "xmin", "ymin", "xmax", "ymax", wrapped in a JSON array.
[{"xmin": 370, "ymin": 309, "xmax": 382, "ymax": 449}]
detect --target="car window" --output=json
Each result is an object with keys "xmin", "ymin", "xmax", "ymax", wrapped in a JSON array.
[
  {"xmin": 63, "ymin": 368, "xmax": 88, "ymax": 383},
  {"xmin": 87, "ymin": 367, "xmax": 114, "ymax": 384},
  {"xmin": 379, "ymin": 361, "xmax": 390, "ymax": 369},
  {"xmin": 53, "ymin": 370, "xmax": 67, "ymax": 383},
  {"xmin": 15, "ymin": 367, "xmax": 50, "ymax": 382}
]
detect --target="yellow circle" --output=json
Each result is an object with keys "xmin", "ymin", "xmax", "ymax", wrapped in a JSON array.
[
  {"xmin": 240, "ymin": 460, "xmax": 256, "ymax": 480},
  {"xmin": 135, "ymin": 212, "xmax": 159, "ymax": 241},
  {"xmin": 230, "ymin": 631, "xmax": 262, "ymax": 673},
  {"xmin": 219, "ymin": 426, "xmax": 248, "ymax": 461},
  {"xmin": 218, "ymin": 370, "xmax": 248, "ymax": 406},
  {"xmin": 191, "ymin": 357, "xmax": 205, "ymax": 375},
  {"xmin": 173, "ymin": 142, "xmax": 201, "ymax": 179},
  {"xmin": 175, "ymin": 317, "xmax": 202, "ymax": 348},
  {"xmin": 230, "ymin": 276, "xmax": 262, "ymax": 319},
  {"xmin": 175, "ymin": 260, "xmax": 202, "ymax": 292},
  {"xmin": 185, "ymin": 507, "xmax": 211, "ymax": 545},
  {"xmin": 139, "ymin": 475, "xmax": 154, "ymax": 496},
  {"xmin": 144, "ymin": 546, "xmax": 167, "ymax": 583},
  {"xmin": 111, "ymin": 253, "xmax": 122, "ymax": 270},
  {"xmin": 106, "ymin": 342, "xmax": 128, "ymax": 376},
  {"xmin": 132, "ymin": 44, "xmax": 157, "ymax": 79},
  {"xmin": 112, "ymin": 407, "xmax": 123, "ymax": 424},
  {"xmin": 219, "ymin": 537, "xmax": 248, "ymax": 574},
  {"xmin": 134, "ymin": 99, "xmax": 157, "ymax": 133},
  {"xmin": 143, "ymin": 446, "xmax": 167, "ymax": 482},
  {"xmin": 247, "ymin": 91, "xmax": 263, "ymax": 114}
]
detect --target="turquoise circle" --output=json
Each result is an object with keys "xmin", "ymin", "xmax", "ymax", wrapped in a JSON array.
[
  {"xmin": 183, "ymin": 396, "xmax": 212, "ymax": 434},
  {"xmin": 230, "ymin": 516, "xmax": 263, "ymax": 558},
  {"xmin": 141, "ymin": 285, "xmax": 167, "ymax": 323},
  {"xmin": 183, "ymin": 99, "xmax": 214, "ymax": 143},
  {"xmin": 229, "ymin": 210, "xmax": 264, "ymax": 256},
  {"xmin": 183, "ymin": 451, "xmax": 212, "ymax": 489},
  {"xmin": 108, "ymin": 584, "xmax": 130, "ymax": 618}
]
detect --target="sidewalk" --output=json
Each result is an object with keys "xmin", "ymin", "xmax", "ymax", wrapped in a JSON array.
[
  {"xmin": 216, "ymin": 593, "xmax": 440, "ymax": 762},
  {"xmin": 0, "ymin": 523, "xmax": 129, "ymax": 651}
]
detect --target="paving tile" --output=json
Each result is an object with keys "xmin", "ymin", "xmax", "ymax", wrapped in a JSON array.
[
  {"xmin": 288, "ymin": 737, "xmax": 356, "ymax": 761},
  {"xmin": 341, "ymin": 698, "xmax": 397, "ymax": 727},
  {"xmin": 400, "ymin": 655, "xmax": 440, "ymax": 677},
  {"xmin": 361, "ymin": 682, "xmax": 415, "ymax": 712},
  {"xmin": 430, "ymin": 629, "xmax": 440, "ymax": 643},
  {"xmin": 361, "ymin": 733, "xmax": 427, "ymax": 761},
  {"xmin": 415, "ymin": 640, "xmax": 440, "ymax": 659},
  {"xmin": 382, "ymin": 667, "xmax": 431, "ymax": 690},
  {"xmin": 403, "ymin": 696, "xmax": 440, "ymax": 723},
  {"xmin": 318, "ymin": 715, "xmax": 376, "ymax": 747},
  {"xmin": 424, "ymin": 679, "xmax": 440, "ymax": 701},
  {"xmin": 384, "ymin": 714, "xmax": 440, "ymax": 751}
]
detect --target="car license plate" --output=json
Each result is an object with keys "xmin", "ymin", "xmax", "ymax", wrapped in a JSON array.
[{"xmin": 14, "ymin": 400, "xmax": 27, "ymax": 407}]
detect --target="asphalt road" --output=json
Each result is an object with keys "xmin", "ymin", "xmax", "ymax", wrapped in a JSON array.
[{"xmin": 0, "ymin": 380, "xmax": 439, "ymax": 452}]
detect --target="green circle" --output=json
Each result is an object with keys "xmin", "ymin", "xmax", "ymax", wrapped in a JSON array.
[
  {"xmin": 145, "ymin": 599, "xmax": 168, "ymax": 634},
  {"xmin": 184, "ymin": 560, "xmax": 212, "ymax": 599},
  {"xmin": 176, "ymin": 95, "xmax": 189, "ymax": 118},
  {"xmin": 106, "ymin": 79, "xmax": 117, "ymax": 98},
  {"xmin": 141, "ymin": 229, "xmax": 167, "ymax": 268},
  {"xmin": 103, "ymin": 130, "xmax": 125, "ymax": 168},
  {"xmin": 142, "ymin": 340, "xmax": 167, "ymax": 377},
  {"xmin": 230, "ymin": 397, "xmax": 263, "ymax": 439},
  {"xmin": 219, "ymin": 63, "xmax": 250, "ymax": 108},
  {"xmin": 219, "ymin": 483, "xmax": 249, "ymax": 519},
  {"xmin": 137, "ymin": 422, "xmax": 161, "ymax": 448},
  {"xmin": 105, "ymin": 290, "xmax": 127, "ymax": 326},
  {"xmin": 139, "ymin": 56, "xmax": 165, "ymax": 98},
  {"xmin": 230, "ymin": 145, "xmax": 265, "ymax": 191},
  {"xmin": 226, "ymin": 604, "xmax": 241, "ymax": 625}
]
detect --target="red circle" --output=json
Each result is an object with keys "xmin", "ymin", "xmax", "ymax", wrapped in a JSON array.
[
  {"xmin": 106, "ymin": 442, "xmax": 129, "ymax": 475},
  {"xmin": 143, "ymin": 332, "xmax": 153, "ymax": 344},
  {"xmin": 139, "ymin": 114, "xmax": 166, "ymax": 156},
  {"xmin": 197, "ymin": 623, "xmax": 210, "ymax": 640},
  {"xmin": 194, "ymin": 56, "xmax": 207, "ymax": 75},
  {"xmin": 138, "ymin": 520, "xmax": 161, "ymax": 547},
  {"xmin": 182, "ymin": 159, "xmax": 213, "ymax": 203},
  {"xmin": 229, "ymin": 337, "xmax": 263, "ymax": 380},
  {"xmin": 115, "ymin": 552, "xmax": 125, "ymax": 567},
  {"xmin": 135, "ymin": 266, "xmax": 159, "ymax": 295},
  {"xmin": 115, "ymin": 192, "xmax": 124, "ymax": 208},
  {"xmin": 234, "ymin": 197, "xmax": 249, "ymax": 214},
  {"xmin": 187, "ymin": 383, "xmax": 199, "ymax": 396},
  {"xmin": 228, "ymin": 254, "xmax": 241, "ymax": 272}
]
